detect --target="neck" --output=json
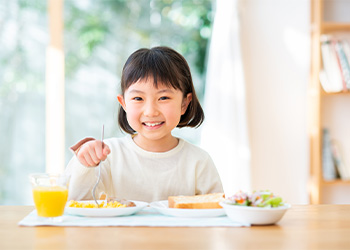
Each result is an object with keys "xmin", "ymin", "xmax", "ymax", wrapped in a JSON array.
[{"xmin": 132, "ymin": 134, "xmax": 179, "ymax": 152}]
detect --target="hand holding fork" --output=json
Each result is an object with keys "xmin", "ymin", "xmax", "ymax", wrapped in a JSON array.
[
  {"xmin": 92, "ymin": 125, "xmax": 105, "ymax": 207},
  {"xmin": 74, "ymin": 125, "xmax": 111, "ymax": 207}
]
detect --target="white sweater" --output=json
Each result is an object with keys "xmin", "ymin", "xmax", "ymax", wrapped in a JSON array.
[{"xmin": 65, "ymin": 135, "xmax": 223, "ymax": 203}]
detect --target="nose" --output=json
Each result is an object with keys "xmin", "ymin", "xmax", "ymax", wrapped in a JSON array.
[{"xmin": 143, "ymin": 101, "xmax": 159, "ymax": 117}]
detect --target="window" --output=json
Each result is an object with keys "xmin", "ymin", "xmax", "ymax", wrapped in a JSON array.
[
  {"xmin": 64, "ymin": 0, "xmax": 213, "ymax": 149},
  {"xmin": 0, "ymin": 1, "xmax": 48, "ymax": 204},
  {"xmin": 0, "ymin": 0, "xmax": 213, "ymax": 204}
]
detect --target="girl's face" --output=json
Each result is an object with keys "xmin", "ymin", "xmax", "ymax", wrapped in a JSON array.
[{"xmin": 117, "ymin": 78, "xmax": 192, "ymax": 151}]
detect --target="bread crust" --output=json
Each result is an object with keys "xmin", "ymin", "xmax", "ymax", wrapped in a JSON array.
[{"xmin": 168, "ymin": 193, "xmax": 225, "ymax": 209}]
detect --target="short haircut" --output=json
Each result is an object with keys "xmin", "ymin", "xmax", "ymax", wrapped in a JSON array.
[{"xmin": 118, "ymin": 46, "xmax": 205, "ymax": 134}]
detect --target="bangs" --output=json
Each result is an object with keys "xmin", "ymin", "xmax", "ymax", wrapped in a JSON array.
[
  {"xmin": 121, "ymin": 48, "xmax": 186, "ymax": 93},
  {"xmin": 118, "ymin": 46, "xmax": 204, "ymax": 134}
]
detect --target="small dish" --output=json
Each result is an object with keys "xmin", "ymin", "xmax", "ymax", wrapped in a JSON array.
[
  {"xmin": 65, "ymin": 200, "xmax": 148, "ymax": 217},
  {"xmin": 219, "ymin": 201, "xmax": 291, "ymax": 225},
  {"xmin": 150, "ymin": 200, "xmax": 226, "ymax": 218}
]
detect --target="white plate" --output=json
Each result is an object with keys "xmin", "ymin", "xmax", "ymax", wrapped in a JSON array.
[
  {"xmin": 65, "ymin": 200, "xmax": 149, "ymax": 217},
  {"xmin": 150, "ymin": 200, "xmax": 226, "ymax": 218}
]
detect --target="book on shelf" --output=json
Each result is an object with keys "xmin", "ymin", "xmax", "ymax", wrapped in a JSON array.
[
  {"xmin": 330, "ymin": 139, "xmax": 350, "ymax": 181},
  {"xmin": 322, "ymin": 128, "xmax": 337, "ymax": 180},
  {"xmin": 341, "ymin": 40, "xmax": 350, "ymax": 71},
  {"xmin": 320, "ymin": 35, "xmax": 344, "ymax": 93},
  {"xmin": 319, "ymin": 35, "xmax": 350, "ymax": 93},
  {"xmin": 334, "ymin": 40, "xmax": 350, "ymax": 90}
]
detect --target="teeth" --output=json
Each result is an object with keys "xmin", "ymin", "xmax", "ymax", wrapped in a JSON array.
[{"xmin": 144, "ymin": 122, "xmax": 162, "ymax": 127}]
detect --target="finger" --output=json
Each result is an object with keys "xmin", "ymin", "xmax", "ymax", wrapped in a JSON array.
[
  {"xmin": 100, "ymin": 145, "xmax": 110, "ymax": 161},
  {"xmin": 77, "ymin": 147, "xmax": 90, "ymax": 166},
  {"xmin": 83, "ymin": 151, "xmax": 98, "ymax": 167},
  {"xmin": 86, "ymin": 143, "xmax": 100, "ymax": 165},
  {"xmin": 78, "ymin": 151, "xmax": 95, "ymax": 167},
  {"xmin": 95, "ymin": 140, "xmax": 104, "ymax": 159},
  {"xmin": 77, "ymin": 155, "xmax": 89, "ymax": 167},
  {"xmin": 103, "ymin": 144, "xmax": 110, "ymax": 156}
]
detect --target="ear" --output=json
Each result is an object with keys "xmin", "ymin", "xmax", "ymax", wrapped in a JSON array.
[
  {"xmin": 181, "ymin": 93, "xmax": 192, "ymax": 115},
  {"xmin": 117, "ymin": 95, "xmax": 126, "ymax": 111}
]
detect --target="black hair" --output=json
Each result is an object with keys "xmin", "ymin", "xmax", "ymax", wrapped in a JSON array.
[{"xmin": 118, "ymin": 46, "xmax": 204, "ymax": 134}]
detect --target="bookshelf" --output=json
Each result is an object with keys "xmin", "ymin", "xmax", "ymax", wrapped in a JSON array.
[{"xmin": 309, "ymin": 0, "xmax": 350, "ymax": 204}]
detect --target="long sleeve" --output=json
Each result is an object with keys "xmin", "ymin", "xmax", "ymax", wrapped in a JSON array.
[
  {"xmin": 65, "ymin": 153, "xmax": 109, "ymax": 201},
  {"xmin": 195, "ymin": 154, "xmax": 224, "ymax": 195},
  {"xmin": 64, "ymin": 136, "xmax": 224, "ymax": 203}
]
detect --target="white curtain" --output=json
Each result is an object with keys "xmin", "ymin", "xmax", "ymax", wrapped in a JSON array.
[{"xmin": 201, "ymin": 0, "xmax": 251, "ymax": 196}]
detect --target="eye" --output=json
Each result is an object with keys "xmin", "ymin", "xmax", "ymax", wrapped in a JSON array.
[
  {"xmin": 132, "ymin": 97, "xmax": 143, "ymax": 101},
  {"xmin": 159, "ymin": 96, "xmax": 170, "ymax": 101}
]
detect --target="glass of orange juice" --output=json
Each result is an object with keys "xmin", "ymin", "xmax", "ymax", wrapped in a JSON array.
[{"xmin": 29, "ymin": 173, "xmax": 69, "ymax": 222}]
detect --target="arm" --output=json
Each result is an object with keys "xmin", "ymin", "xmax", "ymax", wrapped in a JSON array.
[
  {"xmin": 65, "ymin": 156, "xmax": 102, "ymax": 200},
  {"xmin": 195, "ymin": 155, "xmax": 224, "ymax": 195},
  {"xmin": 71, "ymin": 137, "xmax": 110, "ymax": 167},
  {"xmin": 65, "ymin": 138, "xmax": 111, "ymax": 200}
]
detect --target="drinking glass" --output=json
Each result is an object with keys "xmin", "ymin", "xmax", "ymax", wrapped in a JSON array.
[{"xmin": 29, "ymin": 173, "xmax": 69, "ymax": 222}]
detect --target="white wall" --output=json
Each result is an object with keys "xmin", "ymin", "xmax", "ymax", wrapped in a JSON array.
[{"xmin": 240, "ymin": 0, "xmax": 310, "ymax": 204}]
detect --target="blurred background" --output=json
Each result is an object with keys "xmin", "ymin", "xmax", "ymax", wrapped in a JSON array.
[
  {"xmin": 2, "ymin": 0, "xmax": 349, "ymax": 205},
  {"xmin": 0, "ymin": 0, "xmax": 214, "ymax": 204}
]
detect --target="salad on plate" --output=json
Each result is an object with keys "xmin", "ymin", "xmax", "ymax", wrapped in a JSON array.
[{"xmin": 225, "ymin": 190, "xmax": 284, "ymax": 208}]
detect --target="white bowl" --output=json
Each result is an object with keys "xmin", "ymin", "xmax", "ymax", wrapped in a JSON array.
[{"xmin": 220, "ymin": 201, "xmax": 291, "ymax": 225}]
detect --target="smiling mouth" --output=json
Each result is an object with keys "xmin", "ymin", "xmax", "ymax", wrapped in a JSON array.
[{"xmin": 143, "ymin": 122, "xmax": 164, "ymax": 127}]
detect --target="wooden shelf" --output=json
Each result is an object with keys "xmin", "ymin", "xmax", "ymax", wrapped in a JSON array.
[
  {"xmin": 322, "ymin": 180, "xmax": 350, "ymax": 185},
  {"xmin": 309, "ymin": 0, "xmax": 350, "ymax": 204},
  {"xmin": 321, "ymin": 89, "xmax": 350, "ymax": 96},
  {"xmin": 322, "ymin": 22, "xmax": 350, "ymax": 33}
]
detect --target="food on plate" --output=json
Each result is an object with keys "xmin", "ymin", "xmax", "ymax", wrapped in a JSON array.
[
  {"xmin": 224, "ymin": 190, "xmax": 284, "ymax": 208},
  {"xmin": 168, "ymin": 193, "xmax": 225, "ymax": 209},
  {"xmin": 99, "ymin": 192, "xmax": 107, "ymax": 200},
  {"xmin": 98, "ymin": 192, "xmax": 136, "ymax": 207},
  {"xmin": 107, "ymin": 198, "xmax": 136, "ymax": 207},
  {"xmin": 68, "ymin": 199, "xmax": 136, "ymax": 208}
]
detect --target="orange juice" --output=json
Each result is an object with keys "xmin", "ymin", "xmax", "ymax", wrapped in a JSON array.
[{"xmin": 32, "ymin": 186, "xmax": 68, "ymax": 217}]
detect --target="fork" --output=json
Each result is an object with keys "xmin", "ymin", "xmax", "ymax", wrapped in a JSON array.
[{"xmin": 92, "ymin": 124, "xmax": 104, "ymax": 208}]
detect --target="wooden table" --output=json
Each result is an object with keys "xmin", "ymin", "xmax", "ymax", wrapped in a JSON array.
[{"xmin": 1, "ymin": 205, "xmax": 349, "ymax": 250}]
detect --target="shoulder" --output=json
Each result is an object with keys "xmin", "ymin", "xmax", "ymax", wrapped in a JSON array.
[
  {"xmin": 180, "ymin": 139, "xmax": 212, "ymax": 160},
  {"xmin": 103, "ymin": 135, "xmax": 132, "ymax": 151},
  {"xmin": 104, "ymin": 135, "xmax": 128, "ymax": 144}
]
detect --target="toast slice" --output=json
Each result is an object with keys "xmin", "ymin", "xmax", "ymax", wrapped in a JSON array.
[{"xmin": 168, "ymin": 193, "xmax": 225, "ymax": 209}]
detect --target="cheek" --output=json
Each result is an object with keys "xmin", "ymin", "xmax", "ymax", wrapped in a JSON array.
[
  {"xmin": 125, "ymin": 109, "xmax": 139, "ymax": 122},
  {"xmin": 123, "ymin": 105, "xmax": 139, "ymax": 124},
  {"xmin": 165, "ymin": 105, "xmax": 182, "ymax": 123}
]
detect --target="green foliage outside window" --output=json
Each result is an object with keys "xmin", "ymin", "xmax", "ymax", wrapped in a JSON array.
[{"xmin": 0, "ymin": 0, "xmax": 213, "ymax": 204}]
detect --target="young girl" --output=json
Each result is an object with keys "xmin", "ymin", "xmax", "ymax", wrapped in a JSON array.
[{"xmin": 66, "ymin": 46, "xmax": 223, "ymax": 203}]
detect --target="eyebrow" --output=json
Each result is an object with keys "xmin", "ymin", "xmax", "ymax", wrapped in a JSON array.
[{"xmin": 128, "ymin": 89, "xmax": 175, "ymax": 94}]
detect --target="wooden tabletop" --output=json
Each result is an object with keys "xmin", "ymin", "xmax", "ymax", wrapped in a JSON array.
[{"xmin": 1, "ymin": 205, "xmax": 349, "ymax": 250}]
